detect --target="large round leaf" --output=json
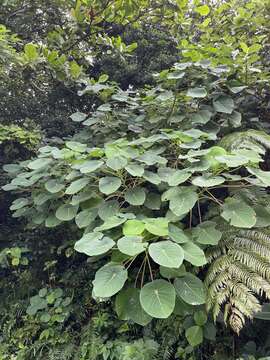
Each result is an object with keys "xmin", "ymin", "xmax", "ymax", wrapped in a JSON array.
[
  {"xmin": 124, "ymin": 187, "xmax": 146, "ymax": 205},
  {"xmin": 79, "ymin": 160, "xmax": 103, "ymax": 174},
  {"xmin": 169, "ymin": 224, "xmax": 190, "ymax": 244},
  {"xmin": 174, "ymin": 273, "xmax": 206, "ymax": 305},
  {"xmin": 169, "ymin": 189, "xmax": 198, "ymax": 216},
  {"xmin": 140, "ymin": 280, "xmax": 175, "ymax": 318},
  {"xmin": 167, "ymin": 170, "xmax": 191, "ymax": 186},
  {"xmin": 123, "ymin": 219, "xmax": 145, "ymax": 235},
  {"xmin": 115, "ymin": 288, "xmax": 152, "ymax": 325},
  {"xmin": 74, "ymin": 232, "xmax": 115, "ymax": 256},
  {"xmin": 182, "ymin": 242, "xmax": 207, "ymax": 266},
  {"xmin": 55, "ymin": 204, "xmax": 78, "ymax": 221},
  {"xmin": 144, "ymin": 218, "xmax": 169, "ymax": 236},
  {"xmin": 93, "ymin": 263, "xmax": 128, "ymax": 297},
  {"xmin": 99, "ymin": 176, "xmax": 121, "ymax": 195},
  {"xmin": 45, "ymin": 179, "xmax": 65, "ymax": 193},
  {"xmin": 98, "ymin": 200, "xmax": 120, "ymax": 220},
  {"xmin": 106, "ymin": 156, "xmax": 127, "ymax": 170},
  {"xmin": 191, "ymin": 174, "xmax": 225, "ymax": 187},
  {"xmin": 149, "ymin": 241, "xmax": 184, "ymax": 268},
  {"xmin": 117, "ymin": 236, "xmax": 147, "ymax": 256},
  {"xmin": 192, "ymin": 221, "xmax": 222, "ymax": 245},
  {"xmin": 75, "ymin": 208, "xmax": 98, "ymax": 228},
  {"xmin": 65, "ymin": 178, "xmax": 89, "ymax": 195},
  {"xmin": 221, "ymin": 198, "xmax": 256, "ymax": 228},
  {"xmin": 28, "ymin": 158, "xmax": 52, "ymax": 170},
  {"xmin": 213, "ymin": 95, "xmax": 234, "ymax": 114}
]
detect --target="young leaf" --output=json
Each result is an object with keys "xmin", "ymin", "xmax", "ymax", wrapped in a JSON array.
[{"xmin": 123, "ymin": 219, "xmax": 145, "ymax": 235}]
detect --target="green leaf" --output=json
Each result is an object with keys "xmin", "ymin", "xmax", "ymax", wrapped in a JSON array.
[
  {"xmin": 192, "ymin": 174, "xmax": 225, "ymax": 187},
  {"xmin": 45, "ymin": 179, "xmax": 65, "ymax": 193},
  {"xmin": 174, "ymin": 273, "xmax": 206, "ymax": 305},
  {"xmin": 123, "ymin": 219, "xmax": 145, "ymax": 235},
  {"xmin": 78, "ymin": 160, "xmax": 103, "ymax": 174},
  {"xmin": 75, "ymin": 208, "xmax": 98, "ymax": 228},
  {"xmin": 160, "ymin": 264, "xmax": 186, "ymax": 279},
  {"xmin": 194, "ymin": 311, "xmax": 207, "ymax": 326},
  {"xmin": 55, "ymin": 204, "xmax": 78, "ymax": 221},
  {"xmin": 115, "ymin": 288, "xmax": 152, "ymax": 325},
  {"xmin": 195, "ymin": 4, "xmax": 210, "ymax": 16},
  {"xmin": 191, "ymin": 110, "xmax": 212, "ymax": 124},
  {"xmin": 125, "ymin": 164, "xmax": 144, "ymax": 177},
  {"xmin": 140, "ymin": 280, "xmax": 175, "ymax": 318},
  {"xmin": 169, "ymin": 188, "xmax": 198, "ymax": 216},
  {"xmin": 192, "ymin": 221, "xmax": 222, "ymax": 245},
  {"xmin": 65, "ymin": 178, "xmax": 89, "ymax": 195},
  {"xmin": 182, "ymin": 242, "xmax": 207, "ymax": 266},
  {"xmin": 144, "ymin": 218, "xmax": 169, "ymax": 236},
  {"xmin": 98, "ymin": 200, "xmax": 120, "ymax": 220},
  {"xmin": 125, "ymin": 187, "xmax": 146, "ymax": 206},
  {"xmin": 74, "ymin": 232, "xmax": 114, "ymax": 256},
  {"xmin": 213, "ymin": 95, "xmax": 234, "ymax": 114},
  {"xmin": 143, "ymin": 170, "xmax": 161, "ymax": 185},
  {"xmin": 28, "ymin": 158, "xmax": 52, "ymax": 170},
  {"xmin": 99, "ymin": 176, "xmax": 121, "ymax": 195},
  {"xmin": 45, "ymin": 214, "xmax": 62, "ymax": 228},
  {"xmin": 254, "ymin": 205, "xmax": 270, "ymax": 227},
  {"xmin": 106, "ymin": 156, "xmax": 127, "ymax": 170},
  {"xmin": 70, "ymin": 112, "xmax": 87, "ymax": 122},
  {"xmin": 169, "ymin": 224, "xmax": 190, "ymax": 244},
  {"xmin": 187, "ymin": 87, "xmax": 207, "ymax": 98},
  {"xmin": 144, "ymin": 193, "xmax": 161, "ymax": 210},
  {"xmin": 10, "ymin": 198, "xmax": 29, "ymax": 211},
  {"xmin": 66, "ymin": 141, "xmax": 87, "ymax": 153},
  {"xmin": 117, "ymin": 236, "xmax": 147, "ymax": 256},
  {"xmin": 221, "ymin": 198, "xmax": 256, "ymax": 228},
  {"xmin": 93, "ymin": 263, "xmax": 128, "ymax": 297},
  {"xmin": 185, "ymin": 325, "xmax": 203, "ymax": 347},
  {"xmin": 247, "ymin": 167, "xmax": 270, "ymax": 186},
  {"xmin": 95, "ymin": 215, "xmax": 126, "ymax": 231},
  {"xmin": 149, "ymin": 241, "xmax": 184, "ymax": 268},
  {"xmin": 167, "ymin": 170, "xmax": 191, "ymax": 186},
  {"xmin": 24, "ymin": 43, "xmax": 38, "ymax": 61}
]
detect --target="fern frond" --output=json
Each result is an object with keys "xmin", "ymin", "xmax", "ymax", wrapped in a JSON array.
[{"xmin": 205, "ymin": 228, "xmax": 270, "ymax": 333}]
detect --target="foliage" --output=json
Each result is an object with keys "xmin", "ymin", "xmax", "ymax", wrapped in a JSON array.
[{"xmin": 1, "ymin": 0, "xmax": 270, "ymax": 359}]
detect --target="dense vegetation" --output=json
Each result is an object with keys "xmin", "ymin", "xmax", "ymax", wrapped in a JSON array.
[{"xmin": 1, "ymin": 0, "xmax": 270, "ymax": 359}]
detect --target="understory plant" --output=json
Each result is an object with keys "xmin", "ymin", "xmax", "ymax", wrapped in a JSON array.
[{"xmin": 3, "ymin": 60, "xmax": 270, "ymax": 345}]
